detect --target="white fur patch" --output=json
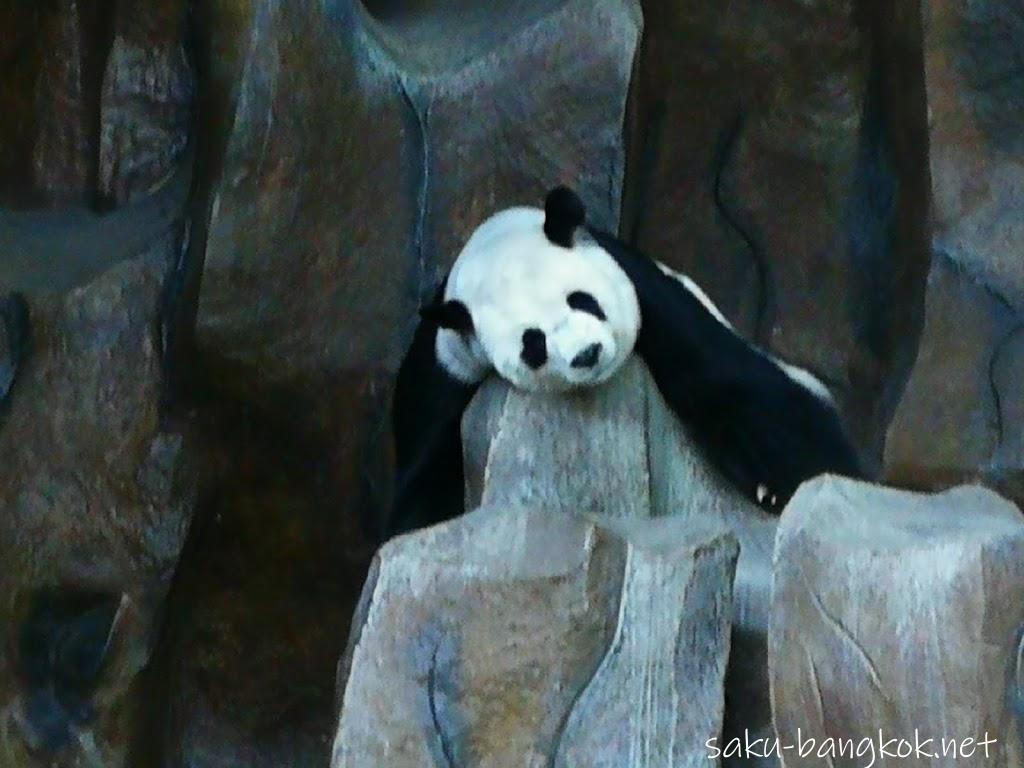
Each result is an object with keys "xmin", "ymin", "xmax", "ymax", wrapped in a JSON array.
[
  {"xmin": 656, "ymin": 261, "xmax": 733, "ymax": 328},
  {"xmin": 440, "ymin": 206, "xmax": 835, "ymax": 405},
  {"xmin": 435, "ymin": 329, "xmax": 491, "ymax": 384},
  {"xmin": 655, "ymin": 260, "xmax": 835, "ymax": 405},
  {"xmin": 440, "ymin": 207, "xmax": 640, "ymax": 392}
]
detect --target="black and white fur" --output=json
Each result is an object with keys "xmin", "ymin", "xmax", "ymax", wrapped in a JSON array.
[{"xmin": 389, "ymin": 187, "xmax": 862, "ymax": 537}]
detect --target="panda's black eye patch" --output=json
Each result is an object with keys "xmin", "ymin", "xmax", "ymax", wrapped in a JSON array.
[{"xmin": 567, "ymin": 291, "xmax": 606, "ymax": 321}]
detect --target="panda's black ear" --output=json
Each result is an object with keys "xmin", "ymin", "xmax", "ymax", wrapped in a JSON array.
[
  {"xmin": 544, "ymin": 186, "xmax": 586, "ymax": 248},
  {"xmin": 420, "ymin": 299, "xmax": 473, "ymax": 334}
]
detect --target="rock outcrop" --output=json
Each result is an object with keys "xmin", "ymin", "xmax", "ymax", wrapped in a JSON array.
[
  {"xmin": 30, "ymin": 0, "xmax": 105, "ymax": 204},
  {"xmin": 98, "ymin": 0, "xmax": 194, "ymax": 205},
  {"xmin": 885, "ymin": 256, "xmax": 1024, "ymax": 503},
  {"xmin": 333, "ymin": 505, "xmax": 738, "ymax": 767},
  {"xmin": 335, "ymin": 357, "xmax": 779, "ymax": 765},
  {"xmin": 0, "ymin": 0, "xmax": 193, "ymax": 208},
  {"xmin": 178, "ymin": 0, "xmax": 643, "ymax": 761},
  {"xmin": 466, "ymin": 358, "xmax": 782, "ymax": 766},
  {"xmin": 884, "ymin": 0, "xmax": 1024, "ymax": 506},
  {"xmin": 0, "ymin": 230, "xmax": 195, "ymax": 768},
  {"xmin": 771, "ymin": 476, "xmax": 1024, "ymax": 767}
]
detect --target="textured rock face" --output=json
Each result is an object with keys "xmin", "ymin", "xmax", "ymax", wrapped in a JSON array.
[
  {"xmin": 465, "ymin": 358, "xmax": 782, "ymax": 766},
  {"xmin": 885, "ymin": 257, "xmax": 1024, "ymax": 502},
  {"xmin": 771, "ymin": 477, "xmax": 1024, "ymax": 767},
  {"xmin": 31, "ymin": 0, "xmax": 105, "ymax": 204},
  {"xmin": 195, "ymin": 0, "xmax": 414, "ymax": 438},
  {"xmin": 196, "ymin": 0, "xmax": 640, "ymax": 437},
  {"xmin": 884, "ymin": 0, "xmax": 1024, "ymax": 505},
  {"xmin": 0, "ymin": 5, "xmax": 45, "ymax": 201},
  {"xmin": 0, "ymin": 0, "xmax": 193, "ymax": 207},
  {"xmin": 333, "ymin": 505, "xmax": 738, "ymax": 767},
  {"xmin": 623, "ymin": 0, "xmax": 932, "ymax": 464},
  {"xmin": 98, "ymin": 0, "xmax": 194, "ymax": 205},
  {"xmin": 182, "ymin": 2, "xmax": 642, "ymax": 760},
  {"xmin": 926, "ymin": 0, "xmax": 1024, "ymax": 300},
  {"xmin": 0, "ymin": 231, "xmax": 195, "ymax": 767}
]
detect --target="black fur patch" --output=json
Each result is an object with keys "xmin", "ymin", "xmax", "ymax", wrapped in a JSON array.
[
  {"xmin": 587, "ymin": 227, "xmax": 864, "ymax": 511},
  {"xmin": 544, "ymin": 186, "xmax": 586, "ymax": 248},
  {"xmin": 567, "ymin": 290, "xmax": 607, "ymax": 320},
  {"xmin": 420, "ymin": 299, "xmax": 473, "ymax": 334},
  {"xmin": 390, "ymin": 283, "xmax": 481, "ymax": 538}
]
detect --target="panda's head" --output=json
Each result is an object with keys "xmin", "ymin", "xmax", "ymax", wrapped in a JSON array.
[{"xmin": 425, "ymin": 188, "xmax": 640, "ymax": 392}]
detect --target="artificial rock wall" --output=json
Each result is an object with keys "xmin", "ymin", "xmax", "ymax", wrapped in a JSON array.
[{"xmin": 1, "ymin": 0, "xmax": 1023, "ymax": 766}]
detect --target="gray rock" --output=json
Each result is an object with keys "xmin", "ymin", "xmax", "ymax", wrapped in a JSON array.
[
  {"xmin": 0, "ymin": 229, "xmax": 195, "ymax": 767},
  {"xmin": 464, "ymin": 357, "xmax": 781, "ymax": 766},
  {"xmin": 770, "ymin": 476, "xmax": 1024, "ymax": 767},
  {"xmin": 554, "ymin": 518, "xmax": 738, "ymax": 768},
  {"xmin": 332, "ymin": 505, "xmax": 737, "ymax": 767}
]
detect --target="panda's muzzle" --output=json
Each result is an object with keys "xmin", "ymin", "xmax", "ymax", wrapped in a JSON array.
[{"xmin": 571, "ymin": 343, "xmax": 602, "ymax": 369}]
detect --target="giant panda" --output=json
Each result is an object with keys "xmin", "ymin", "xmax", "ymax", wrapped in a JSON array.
[{"xmin": 388, "ymin": 186, "xmax": 863, "ymax": 537}]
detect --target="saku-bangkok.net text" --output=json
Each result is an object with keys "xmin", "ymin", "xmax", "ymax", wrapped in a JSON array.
[{"xmin": 706, "ymin": 729, "xmax": 998, "ymax": 766}]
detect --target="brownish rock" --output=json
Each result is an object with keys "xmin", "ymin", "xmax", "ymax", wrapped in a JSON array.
[
  {"xmin": 135, "ymin": 387, "xmax": 379, "ymax": 768},
  {"xmin": 195, "ymin": 0, "xmax": 640, "ymax": 437},
  {"xmin": 183, "ymin": 1, "xmax": 643, "ymax": 761},
  {"xmin": 31, "ymin": 0, "xmax": 108, "ymax": 205},
  {"xmin": 884, "ymin": 0, "xmax": 1024, "ymax": 504},
  {"xmin": 926, "ymin": 0, "xmax": 1024, "ymax": 301},
  {"xmin": 383, "ymin": 0, "xmax": 640, "ymax": 267},
  {"xmin": 885, "ymin": 255, "xmax": 1024, "ymax": 504},
  {"xmin": 623, "ymin": 0, "xmax": 932, "ymax": 466},
  {"xmin": 98, "ymin": 0, "xmax": 195, "ymax": 205},
  {"xmin": 189, "ymin": 0, "xmax": 257, "ymax": 207},
  {"xmin": 0, "ymin": 229, "xmax": 195, "ymax": 767},
  {"xmin": 195, "ymin": 0, "xmax": 414, "ymax": 439},
  {"xmin": 0, "ymin": 4, "xmax": 45, "ymax": 202}
]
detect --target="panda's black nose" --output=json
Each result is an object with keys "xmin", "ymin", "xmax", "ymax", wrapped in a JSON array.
[
  {"xmin": 521, "ymin": 328, "xmax": 547, "ymax": 370},
  {"xmin": 571, "ymin": 343, "xmax": 602, "ymax": 369}
]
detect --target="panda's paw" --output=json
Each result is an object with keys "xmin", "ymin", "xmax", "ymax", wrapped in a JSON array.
[{"xmin": 755, "ymin": 483, "xmax": 780, "ymax": 511}]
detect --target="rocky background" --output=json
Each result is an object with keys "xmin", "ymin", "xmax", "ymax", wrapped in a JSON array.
[{"xmin": 0, "ymin": 0, "xmax": 1021, "ymax": 766}]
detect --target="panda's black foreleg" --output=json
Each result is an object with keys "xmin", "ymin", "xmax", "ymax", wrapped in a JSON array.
[
  {"xmin": 683, "ymin": 377, "xmax": 865, "ymax": 511},
  {"xmin": 388, "ymin": 317, "xmax": 480, "ymax": 539}
]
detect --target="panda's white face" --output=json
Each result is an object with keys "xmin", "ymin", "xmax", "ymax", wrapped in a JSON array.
[{"xmin": 436, "ymin": 208, "xmax": 640, "ymax": 392}]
